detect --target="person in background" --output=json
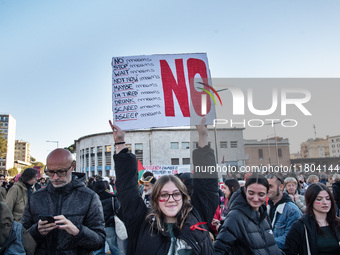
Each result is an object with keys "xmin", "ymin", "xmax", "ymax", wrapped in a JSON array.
[
  {"xmin": 214, "ymin": 174, "xmax": 283, "ymax": 255},
  {"xmin": 138, "ymin": 172, "xmax": 156, "ymax": 208},
  {"xmin": 93, "ymin": 181, "xmax": 122, "ymax": 255},
  {"xmin": 38, "ymin": 177, "xmax": 47, "ymax": 189},
  {"xmin": 306, "ymin": 174, "xmax": 319, "ymax": 187},
  {"xmin": 284, "ymin": 177, "xmax": 306, "ymax": 213},
  {"xmin": 5, "ymin": 168, "xmax": 38, "ymax": 221},
  {"xmin": 267, "ymin": 174, "xmax": 302, "ymax": 250},
  {"xmin": 319, "ymin": 173, "xmax": 328, "ymax": 185},
  {"xmin": 0, "ymin": 202, "xmax": 36, "ymax": 255},
  {"xmin": 284, "ymin": 183, "xmax": 340, "ymax": 255},
  {"xmin": 298, "ymin": 175, "xmax": 308, "ymax": 195},
  {"xmin": 87, "ymin": 177, "xmax": 95, "ymax": 190},
  {"xmin": 210, "ymin": 178, "xmax": 241, "ymax": 238},
  {"xmin": 331, "ymin": 173, "xmax": 340, "ymax": 216},
  {"xmin": 0, "ymin": 174, "xmax": 7, "ymax": 202},
  {"xmin": 110, "ymin": 118, "xmax": 218, "ymax": 254}
]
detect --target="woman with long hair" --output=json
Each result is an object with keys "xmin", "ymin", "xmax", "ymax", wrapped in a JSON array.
[
  {"xmin": 109, "ymin": 118, "xmax": 218, "ymax": 255},
  {"xmin": 284, "ymin": 183, "xmax": 340, "ymax": 255},
  {"xmin": 214, "ymin": 174, "xmax": 283, "ymax": 254},
  {"xmin": 221, "ymin": 178, "xmax": 240, "ymax": 218}
]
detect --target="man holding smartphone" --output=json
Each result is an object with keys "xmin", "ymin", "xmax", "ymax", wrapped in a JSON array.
[{"xmin": 21, "ymin": 148, "xmax": 106, "ymax": 255}]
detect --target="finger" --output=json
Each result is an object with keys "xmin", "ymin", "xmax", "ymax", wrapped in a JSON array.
[
  {"xmin": 109, "ymin": 120, "xmax": 114, "ymax": 130},
  {"xmin": 200, "ymin": 117, "xmax": 206, "ymax": 126}
]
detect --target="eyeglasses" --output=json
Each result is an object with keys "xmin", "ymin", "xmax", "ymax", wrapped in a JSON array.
[
  {"xmin": 159, "ymin": 192, "xmax": 182, "ymax": 202},
  {"xmin": 45, "ymin": 164, "xmax": 73, "ymax": 177}
]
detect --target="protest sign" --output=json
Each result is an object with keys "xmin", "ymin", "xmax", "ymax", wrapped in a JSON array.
[{"xmin": 112, "ymin": 53, "xmax": 216, "ymax": 130}]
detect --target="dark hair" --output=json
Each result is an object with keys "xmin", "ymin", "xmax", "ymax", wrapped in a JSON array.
[
  {"xmin": 245, "ymin": 174, "xmax": 269, "ymax": 191},
  {"xmin": 267, "ymin": 173, "xmax": 284, "ymax": 185},
  {"xmin": 224, "ymin": 178, "xmax": 240, "ymax": 199},
  {"xmin": 305, "ymin": 183, "xmax": 340, "ymax": 234},
  {"xmin": 20, "ymin": 168, "xmax": 38, "ymax": 183},
  {"xmin": 93, "ymin": 181, "xmax": 107, "ymax": 194},
  {"xmin": 143, "ymin": 171, "xmax": 154, "ymax": 178}
]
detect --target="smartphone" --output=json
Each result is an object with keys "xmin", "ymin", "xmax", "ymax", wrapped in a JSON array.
[{"xmin": 39, "ymin": 215, "xmax": 55, "ymax": 223}]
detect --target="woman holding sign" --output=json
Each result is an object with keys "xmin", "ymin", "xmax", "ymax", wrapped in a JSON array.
[{"xmin": 109, "ymin": 118, "xmax": 218, "ymax": 255}]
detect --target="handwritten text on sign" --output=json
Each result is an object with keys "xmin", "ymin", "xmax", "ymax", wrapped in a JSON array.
[{"xmin": 112, "ymin": 53, "xmax": 216, "ymax": 130}]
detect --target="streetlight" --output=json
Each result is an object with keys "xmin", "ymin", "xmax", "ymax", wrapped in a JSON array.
[
  {"xmin": 266, "ymin": 134, "xmax": 275, "ymax": 166},
  {"xmin": 46, "ymin": 140, "xmax": 59, "ymax": 148},
  {"xmin": 262, "ymin": 121, "xmax": 290, "ymax": 166}
]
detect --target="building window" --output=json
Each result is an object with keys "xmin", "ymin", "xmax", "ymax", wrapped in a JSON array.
[
  {"xmin": 182, "ymin": 142, "xmax": 190, "ymax": 149},
  {"xmin": 135, "ymin": 143, "xmax": 143, "ymax": 164},
  {"xmin": 183, "ymin": 158, "xmax": 190, "ymax": 164},
  {"xmin": 278, "ymin": 148, "xmax": 282, "ymax": 158},
  {"xmin": 258, "ymin": 149, "xmax": 263, "ymax": 160},
  {"xmin": 125, "ymin": 144, "xmax": 132, "ymax": 153},
  {"xmin": 171, "ymin": 158, "xmax": 179, "ymax": 165},
  {"xmin": 105, "ymin": 145, "xmax": 111, "ymax": 166},
  {"xmin": 230, "ymin": 141, "xmax": 238, "ymax": 148},
  {"xmin": 171, "ymin": 142, "xmax": 179, "ymax": 149},
  {"xmin": 220, "ymin": 141, "xmax": 228, "ymax": 148}
]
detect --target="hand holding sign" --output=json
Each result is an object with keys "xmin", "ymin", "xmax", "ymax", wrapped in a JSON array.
[{"xmin": 109, "ymin": 120, "xmax": 126, "ymax": 153}]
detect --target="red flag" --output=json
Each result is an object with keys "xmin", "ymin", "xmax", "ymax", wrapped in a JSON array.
[{"xmin": 222, "ymin": 156, "xmax": 225, "ymax": 164}]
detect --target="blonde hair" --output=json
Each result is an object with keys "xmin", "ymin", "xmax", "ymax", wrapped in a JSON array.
[{"xmin": 147, "ymin": 175, "xmax": 192, "ymax": 233}]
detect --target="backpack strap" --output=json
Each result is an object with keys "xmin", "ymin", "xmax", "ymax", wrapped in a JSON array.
[{"xmin": 304, "ymin": 224, "xmax": 311, "ymax": 255}]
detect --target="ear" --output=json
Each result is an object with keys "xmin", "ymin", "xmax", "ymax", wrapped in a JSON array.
[{"xmin": 279, "ymin": 184, "xmax": 284, "ymax": 191}]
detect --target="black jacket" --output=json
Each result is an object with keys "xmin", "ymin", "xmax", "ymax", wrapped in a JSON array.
[
  {"xmin": 284, "ymin": 214, "xmax": 340, "ymax": 255},
  {"xmin": 332, "ymin": 181, "xmax": 340, "ymax": 211},
  {"xmin": 21, "ymin": 173, "xmax": 106, "ymax": 255},
  {"xmin": 97, "ymin": 191, "xmax": 120, "ymax": 228},
  {"xmin": 214, "ymin": 188, "xmax": 283, "ymax": 255},
  {"xmin": 114, "ymin": 146, "xmax": 218, "ymax": 255}
]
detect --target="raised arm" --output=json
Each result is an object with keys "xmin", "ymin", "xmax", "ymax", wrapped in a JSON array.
[
  {"xmin": 191, "ymin": 118, "xmax": 219, "ymax": 225},
  {"xmin": 109, "ymin": 120, "xmax": 147, "ymax": 239}
]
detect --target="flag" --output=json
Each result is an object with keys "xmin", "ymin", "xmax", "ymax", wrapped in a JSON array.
[{"xmin": 137, "ymin": 159, "xmax": 145, "ymax": 180}]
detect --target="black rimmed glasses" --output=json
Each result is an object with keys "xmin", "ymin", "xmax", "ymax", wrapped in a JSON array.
[
  {"xmin": 159, "ymin": 192, "xmax": 182, "ymax": 201},
  {"xmin": 45, "ymin": 164, "xmax": 73, "ymax": 177}
]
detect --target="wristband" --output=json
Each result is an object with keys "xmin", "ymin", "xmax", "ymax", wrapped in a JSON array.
[{"xmin": 115, "ymin": 141, "xmax": 126, "ymax": 146}]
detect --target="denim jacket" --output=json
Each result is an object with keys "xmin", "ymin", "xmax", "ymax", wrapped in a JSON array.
[{"xmin": 267, "ymin": 201, "xmax": 302, "ymax": 249}]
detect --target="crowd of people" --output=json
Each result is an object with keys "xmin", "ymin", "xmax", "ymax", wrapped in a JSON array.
[{"xmin": 1, "ymin": 119, "xmax": 340, "ymax": 254}]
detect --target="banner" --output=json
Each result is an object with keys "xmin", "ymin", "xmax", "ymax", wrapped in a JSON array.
[
  {"xmin": 112, "ymin": 53, "xmax": 216, "ymax": 130},
  {"xmin": 142, "ymin": 165, "xmax": 191, "ymax": 180}
]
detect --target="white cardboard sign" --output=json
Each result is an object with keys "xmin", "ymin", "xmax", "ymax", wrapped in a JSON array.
[{"xmin": 112, "ymin": 53, "xmax": 216, "ymax": 130}]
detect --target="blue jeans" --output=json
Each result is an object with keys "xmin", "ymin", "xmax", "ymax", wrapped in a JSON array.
[{"xmin": 94, "ymin": 227, "xmax": 120, "ymax": 255}]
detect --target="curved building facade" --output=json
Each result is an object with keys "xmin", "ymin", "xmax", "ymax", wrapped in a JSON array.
[{"xmin": 75, "ymin": 128, "xmax": 246, "ymax": 178}]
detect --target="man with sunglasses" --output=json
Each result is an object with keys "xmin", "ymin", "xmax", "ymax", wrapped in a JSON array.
[
  {"xmin": 21, "ymin": 148, "xmax": 105, "ymax": 255},
  {"xmin": 267, "ymin": 174, "xmax": 302, "ymax": 250}
]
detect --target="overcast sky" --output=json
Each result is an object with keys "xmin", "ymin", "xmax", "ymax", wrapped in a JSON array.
[{"xmin": 1, "ymin": 0, "xmax": 339, "ymax": 162}]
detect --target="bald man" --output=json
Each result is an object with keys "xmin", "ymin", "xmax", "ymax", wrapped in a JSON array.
[{"xmin": 21, "ymin": 149, "xmax": 105, "ymax": 255}]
